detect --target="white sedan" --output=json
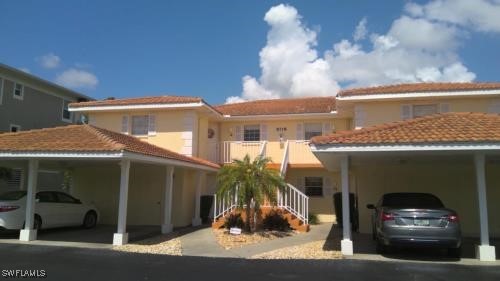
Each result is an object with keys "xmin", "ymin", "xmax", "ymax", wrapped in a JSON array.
[{"xmin": 0, "ymin": 190, "xmax": 99, "ymax": 230}]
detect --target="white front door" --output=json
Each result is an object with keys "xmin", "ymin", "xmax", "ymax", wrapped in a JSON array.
[{"xmin": 207, "ymin": 126, "xmax": 218, "ymax": 163}]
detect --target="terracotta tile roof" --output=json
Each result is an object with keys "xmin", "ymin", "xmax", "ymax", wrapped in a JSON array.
[
  {"xmin": 338, "ymin": 82, "xmax": 500, "ymax": 97},
  {"xmin": 69, "ymin": 95, "xmax": 204, "ymax": 108},
  {"xmin": 214, "ymin": 97, "xmax": 336, "ymax": 116},
  {"xmin": 311, "ymin": 112, "xmax": 500, "ymax": 146},
  {"xmin": 0, "ymin": 125, "xmax": 219, "ymax": 169}
]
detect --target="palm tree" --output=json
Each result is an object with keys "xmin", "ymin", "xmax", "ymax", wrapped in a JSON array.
[{"xmin": 216, "ymin": 155, "xmax": 286, "ymax": 232}]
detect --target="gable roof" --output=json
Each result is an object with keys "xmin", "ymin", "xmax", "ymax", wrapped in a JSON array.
[
  {"xmin": 311, "ymin": 112, "xmax": 500, "ymax": 146},
  {"xmin": 214, "ymin": 97, "xmax": 336, "ymax": 116},
  {"xmin": 69, "ymin": 95, "xmax": 204, "ymax": 108},
  {"xmin": 0, "ymin": 125, "xmax": 219, "ymax": 170},
  {"xmin": 338, "ymin": 82, "xmax": 500, "ymax": 97}
]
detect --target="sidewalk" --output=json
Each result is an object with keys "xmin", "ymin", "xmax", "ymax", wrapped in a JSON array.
[{"xmin": 180, "ymin": 223, "xmax": 334, "ymax": 258}]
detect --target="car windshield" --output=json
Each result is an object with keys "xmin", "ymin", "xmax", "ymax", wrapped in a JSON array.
[
  {"xmin": 382, "ymin": 193, "xmax": 444, "ymax": 209},
  {"xmin": 0, "ymin": 191, "xmax": 27, "ymax": 201}
]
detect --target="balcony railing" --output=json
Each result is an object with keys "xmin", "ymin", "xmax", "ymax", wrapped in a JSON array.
[{"xmin": 221, "ymin": 140, "xmax": 322, "ymax": 166}]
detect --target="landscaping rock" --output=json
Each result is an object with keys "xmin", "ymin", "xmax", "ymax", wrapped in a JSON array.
[
  {"xmin": 213, "ymin": 229, "xmax": 298, "ymax": 250},
  {"xmin": 251, "ymin": 240, "xmax": 343, "ymax": 259},
  {"xmin": 113, "ymin": 233, "xmax": 182, "ymax": 256}
]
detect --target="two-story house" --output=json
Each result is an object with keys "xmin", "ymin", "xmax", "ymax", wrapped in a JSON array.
[{"xmin": 0, "ymin": 64, "xmax": 92, "ymax": 194}]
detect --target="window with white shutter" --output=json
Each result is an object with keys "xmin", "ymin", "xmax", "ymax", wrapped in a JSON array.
[
  {"xmin": 304, "ymin": 123, "xmax": 322, "ymax": 140},
  {"xmin": 354, "ymin": 105, "xmax": 365, "ymax": 128},
  {"xmin": 413, "ymin": 104, "xmax": 438, "ymax": 118},
  {"xmin": 304, "ymin": 177, "xmax": 323, "ymax": 197},
  {"xmin": 148, "ymin": 115, "xmax": 156, "ymax": 136},
  {"xmin": 322, "ymin": 122, "xmax": 332, "ymax": 135},
  {"xmin": 121, "ymin": 116, "xmax": 129, "ymax": 134},
  {"xmin": 243, "ymin": 125, "xmax": 260, "ymax": 141},
  {"xmin": 439, "ymin": 103, "xmax": 450, "ymax": 113},
  {"xmin": 7, "ymin": 168, "xmax": 23, "ymax": 189},
  {"xmin": 131, "ymin": 115, "xmax": 148, "ymax": 136}
]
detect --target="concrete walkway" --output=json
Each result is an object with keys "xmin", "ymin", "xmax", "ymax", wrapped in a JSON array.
[{"xmin": 180, "ymin": 223, "xmax": 333, "ymax": 258}]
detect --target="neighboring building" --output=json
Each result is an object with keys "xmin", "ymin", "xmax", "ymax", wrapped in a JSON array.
[{"xmin": 0, "ymin": 63, "xmax": 92, "ymax": 133}]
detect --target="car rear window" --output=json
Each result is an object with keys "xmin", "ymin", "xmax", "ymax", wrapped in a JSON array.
[
  {"xmin": 0, "ymin": 191, "xmax": 27, "ymax": 201},
  {"xmin": 382, "ymin": 193, "xmax": 444, "ymax": 208}
]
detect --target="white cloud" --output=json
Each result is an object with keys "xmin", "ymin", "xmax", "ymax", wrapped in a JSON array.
[
  {"xmin": 55, "ymin": 68, "xmax": 98, "ymax": 89},
  {"xmin": 230, "ymin": 2, "xmax": 490, "ymax": 103},
  {"xmin": 406, "ymin": 0, "xmax": 500, "ymax": 32},
  {"xmin": 229, "ymin": 4, "xmax": 339, "ymax": 103},
  {"xmin": 353, "ymin": 17, "xmax": 368, "ymax": 41},
  {"xmin": 38, "ymin": 53, "xmax": 61, "ymax": 69}
]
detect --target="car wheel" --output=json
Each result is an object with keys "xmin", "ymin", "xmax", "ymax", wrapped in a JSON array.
[
  {"xmin": 33, "ymin": 215, "xmax": 42, "ymax": 230},
  {"xmin": 83, "ymin": 211, "xmax": 97, "ymax": 229},
  {"xmin": 447, "ymin": 247, "xmax": 461, "ymax": 259}
]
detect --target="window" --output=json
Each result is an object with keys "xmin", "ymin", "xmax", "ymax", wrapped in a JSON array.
[
  {"xmin": 62, "ymin": 100, "xmax": 72, "ymax": 122},
  {"xmin": 243, "ymin": 125, "xmax": 260, "ymax": 141},
  {"xmin": 55, "ymin": 192, "xmax": 80, "ymax": 204},
  {"xmin": 36, "ymin": 192, "xmax": 57, "ymax": 203},
  {"xmin": 13, "ymin": 83, "xmax": 23, "ymax": 100},
  {"xmin": 304, "ymin": 123, "xmax": 323, "ymax": 140},
  {"xmin": 9, "ymin": 124, "xmax": 21, "ymax": 133},
  {"xmin": 412, "ymin": 104, "xmax": 438, "ymax": 118},
  {"xmin": 131, "ymin": 115, "xmax": 149, "ymax": 136},
  {"xmin": 6, "ymin": 168, "xmax": 23, "ymax": 189},
  {"xmin": 304, "ymin": 177, "xmax": 323, "ymax": 197}
]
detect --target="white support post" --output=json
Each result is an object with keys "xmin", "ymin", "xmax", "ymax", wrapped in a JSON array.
[
  {"xmin": 192, "ymin": 171, "xmax": 203, "ymax": 226},
  {"xmin": 113, "ymin": 159, "xmax": 130, "ymax": 246},
  {"xmin": 161, "ymin": 166, "xmax": 174, "ymax": 234},
  {"xmin": 340, "ymin": 154, "xmax": 353, "ymax": 256},
  {"xmin": 19, "ymin": 159, "xmax": 38, "ymax": 241},
  {"xmin": 474, "ymin": 153, "xmax": 496, "ymax": 261}
]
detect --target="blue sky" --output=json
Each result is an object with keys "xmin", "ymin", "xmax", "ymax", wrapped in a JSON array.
[{"xmin": 1, "ymin": 1, "xmax": 499, "ymax": 104}]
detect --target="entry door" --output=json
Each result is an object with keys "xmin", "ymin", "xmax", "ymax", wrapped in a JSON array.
[{"xmin": 207, "ymin": 126, "xmax": 218, "ymax": 163}]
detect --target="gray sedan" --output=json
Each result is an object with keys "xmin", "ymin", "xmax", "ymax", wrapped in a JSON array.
[{"xmin": 367, "ymin": 192, "xmax": 461, "ymax": 257}]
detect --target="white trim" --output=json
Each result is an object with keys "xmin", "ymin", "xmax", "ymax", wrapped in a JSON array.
[
  {"xmin": 13, "ymin": 82, "xmax": 24, "ymax": 100},
  {"xmin": 123, "ymin": 151, "xmax": 218, "ymax": 172},
  {"xmin": 69, "ymin": 102, "xmax": 206, "ymax": 112},
  {"xmin": 310, "ymin": 143, "xmax": 500, "ymax": 153},
  {"xmin": 61, "ymin": 99, "xmax": 73, "ymax": 123},
  {"xmin": 0, "ymin": 151, "xmax": 123, "ymax": 159},
  {"xmin": 221, "ymin": 112, "xmax": 337, "ymax": 121},
  {"xmin": 9, "ymin": 124, "xmax": 21, "ymax": 132},
  {"xmin": 337, "ymin": 89, "xmax": 500, "ymax": 101}
]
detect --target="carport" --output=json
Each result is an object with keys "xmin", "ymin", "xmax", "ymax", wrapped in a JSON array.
[
  {"xmin": 311, "ymin": 112, "xmax": 499, "ymax": 262},
  {"xmin": 0, "ymin": 125, "xmax": 218, "ymax": 245}
]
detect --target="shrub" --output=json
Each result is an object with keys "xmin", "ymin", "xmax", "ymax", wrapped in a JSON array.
[
  {"xmin": 224, "ymin": 213, "xmax": 244, "ymax": 229},
  {"xmin": 262, "ymin": 209, "xmax": 290, "ymax": 231},
  {"xmin": 308, "ymin": 213, "xmax": 319, "ymax": 225}
]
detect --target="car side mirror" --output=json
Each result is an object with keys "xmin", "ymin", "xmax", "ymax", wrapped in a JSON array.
[{"xmin": 366, "ymin": 204, "xmax": 375, "ymax": 209}]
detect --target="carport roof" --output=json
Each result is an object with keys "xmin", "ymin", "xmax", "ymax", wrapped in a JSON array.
[
  {"xmin": 0, "ymin": 125, "xmax": 220, "ymax": 170},
  {"xmin": 311, "ymin": 112, "xmax": 500, "ymax": 146}
]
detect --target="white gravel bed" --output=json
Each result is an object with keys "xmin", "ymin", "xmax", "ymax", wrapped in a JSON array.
[
  {"xmin": 113, "ymin": 234, "xmax": 182, "ymax": 256},
  {"xmin": 251, "ymin": 240, "xmax": 342, "ymax": 259}
]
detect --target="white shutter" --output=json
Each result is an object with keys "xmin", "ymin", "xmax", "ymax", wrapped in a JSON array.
[
  {"xmin": 234, "ymin": 126, "xmax": 242, "ymax": 141},
  {"xmin": 296, "ymin": 123, "xmax": 304, "ymax": 140},
  {"xmin": 148, "ymin": 115, "xmax": 156, "ymax": 136},
  {"xmin": 439, "ymin": 103, "xmax": 450, "ymax": 113},
  {"xmin": 354, "ymin": 105, "xmax": 365, "ymax": 129},
  {"xmin": 322, "ymin": 122, "xmax": 332, "ymax": 136},
  {"xmin": 401, "ymin": 104, "xmax": 412, "ymax": 120},
  {"xmin": 260, "ymin": 124, "xmax": 267, "ymax": 141},
  {"xmin": 121, "ymin": 116, "xmax": 129, "ymax": 134}
]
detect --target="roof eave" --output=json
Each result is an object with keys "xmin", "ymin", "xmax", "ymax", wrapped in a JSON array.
[
  {"xmin": 310, "ymin": 142, "xmax": 500, "ymax": 153},
  {"xmin": 337, "ymin": 89, "xmax": 500, "ymax": 101}
]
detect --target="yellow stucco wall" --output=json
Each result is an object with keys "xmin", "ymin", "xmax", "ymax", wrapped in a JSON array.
[
  {"xmin": 353, "ymin": 161, "xmax": 500, "ymax": 237},
  {"xmin": 285, "ymin": 168, "xmax": 339, "ymax": 222},
  {"xmin": 72, "ymin": 163, "xmax": 201, "ymax": 228},
  {"xmin": 359, "ymin": 97, "xmax": 499, "ymax": 127},
  {"xmin": 88, "ymin": 110, "xmax": 192, "ymax": 156}
]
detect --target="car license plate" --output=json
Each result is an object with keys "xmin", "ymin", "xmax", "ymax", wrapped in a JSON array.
[{"xmin": 414, "ymin": 219, "xmax": 430, "ymax": 226}]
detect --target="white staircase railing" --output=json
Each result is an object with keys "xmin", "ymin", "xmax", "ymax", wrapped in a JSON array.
[
  {"xmin": 278, "ymin": 183, "xmax": 309, "ymax": 225},
  {"xmin": 213, "ymin": 186, "xmax": 239, "ymax": 222},
  {"xmin": 279, "ymin": 140, "xmax": 289, "ymax": 177},
  {"xmin": 213, "ymin": 183, "xmax": 309, "ymax": 226}
]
